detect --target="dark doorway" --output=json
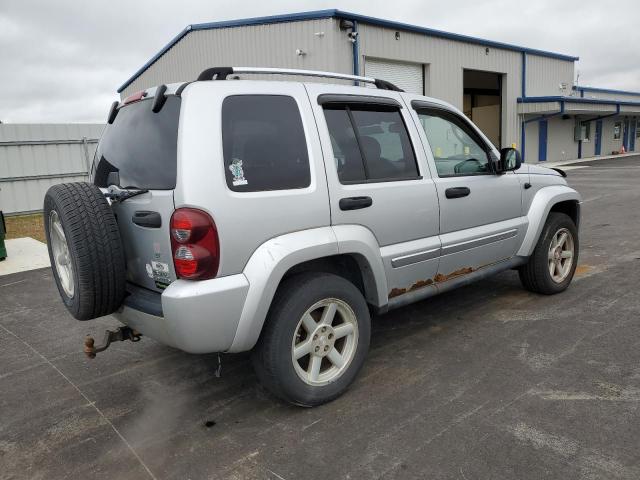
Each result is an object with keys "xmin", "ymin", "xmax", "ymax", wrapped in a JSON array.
[{"xmin": 463, "ymin": 70, "xmax": 502, "ymax": 147}]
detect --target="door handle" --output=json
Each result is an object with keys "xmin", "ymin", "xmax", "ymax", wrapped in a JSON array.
[
  {"xmin": 445, "ymin": 187, "xmax": 470, "ymax": 199},
  {"xmin": 339, "ymin": 196, "xmax": 373, "ymax": 211},
  {"xmin": 132, "ymin": 211, "xmax": 162, "ymax": 228}
]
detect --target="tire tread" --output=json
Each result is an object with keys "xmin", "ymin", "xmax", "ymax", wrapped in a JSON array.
[{"xmin": 44, "ymin": 182, "xmax": 126, "ymax": 320}]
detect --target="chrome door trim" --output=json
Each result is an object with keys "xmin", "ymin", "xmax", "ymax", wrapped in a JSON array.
[{"xmin": 441, "ymin": 229, "xmax": 518, "ymax": 256}]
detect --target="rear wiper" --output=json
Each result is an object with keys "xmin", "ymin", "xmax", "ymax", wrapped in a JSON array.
[{"xmin": 105, "ymin": 184, "xmax": 149, "ymax": 203}]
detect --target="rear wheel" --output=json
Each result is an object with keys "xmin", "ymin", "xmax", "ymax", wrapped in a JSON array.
[
  {"xmin": 519, "ymin": 212, "xmax": 578, "ymax": 294},
  {"xmin": 252, "ymin": 273, "xmax": 371, "ymax": 407},
  {"xmin": 44, "ymin": 182, "xmax": 126, "ymax": 320}
]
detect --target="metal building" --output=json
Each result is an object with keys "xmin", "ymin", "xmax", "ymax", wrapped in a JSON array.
[
  {"xmin": 0, "ymin": 123, "xmax": 103, "ymax": 214},
  {"xmin": 118, "ymin": 9, "xmax": 640, "ymax": 163}
]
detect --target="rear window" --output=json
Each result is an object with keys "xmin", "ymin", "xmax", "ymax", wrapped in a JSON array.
[
  {"xmin": 222, "ymin": 95, "xmax": 311, "ymax": 192},
  {"xmin": 93, "ymin": 96, "xmax": 181, "ymax": 190}
]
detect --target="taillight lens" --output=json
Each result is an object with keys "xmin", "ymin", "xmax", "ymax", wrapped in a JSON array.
[{"xmin": 170, "ymin": 208, "xmax": 219, "ymax": 280}]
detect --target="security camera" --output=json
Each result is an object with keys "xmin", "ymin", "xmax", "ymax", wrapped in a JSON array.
[{"xmin": 347, "ymin": 31, "xmax": 359, "ymax": 42}]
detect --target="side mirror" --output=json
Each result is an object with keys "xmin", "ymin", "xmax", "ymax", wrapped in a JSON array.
[{"xmin": 495, "ymin": 147, "xmax": 522, "ymax": 174}]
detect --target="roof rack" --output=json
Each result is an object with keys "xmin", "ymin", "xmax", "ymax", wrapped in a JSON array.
[{"xmin": 195, "ymin": 67, "xmax": 404, "ymax": 92}]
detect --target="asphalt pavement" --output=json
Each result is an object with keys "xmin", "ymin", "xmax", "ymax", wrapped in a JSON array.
[{"xmin": 1, "ymin": 155, "xmax": 639, "ymax": 480}]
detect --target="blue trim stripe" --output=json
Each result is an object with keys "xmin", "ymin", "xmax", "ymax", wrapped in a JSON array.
[
  {"xmin": 573, "ymin": 85, "xmax": 640, "ymax": 97},
  {"xmin": 595, "ymin": 120, "xmax": 602, "ymax": 155},
  {"xmin": 623, "ymin": 118, "xmax": 630, "ymax": 150},
  {"xmin": 352, "ymin": 20, "xmax": 359, "ymax": 78},
  {"xmin": 518, "ymin": 96, "xmax": 640, "ymax": 107},
  {"xmin": 117, "ymin": 9, "xmax": 579, "ymax": 93},
  {"xmin": 521, "ymin": 52, "xmax": 527, "ymax": 98},
  {"xmin": 577, "ymin": 138, "xmax": 582, "ymax": 159},
  {"xmin": 538, "ymin": 119, "xmax": 548, "ymax": 162}
]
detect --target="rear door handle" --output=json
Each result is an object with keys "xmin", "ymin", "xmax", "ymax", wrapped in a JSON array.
[
  {"xmin": 339, "ymin": 196, "xmax": 373, "ymax": 211},
  {"xmin": 445, "ymin": 187, "xmax": 471, "ymax": 199},
  {"xmin": 132, "ymin": 211, "xmax": 162, "ymax": 228}
]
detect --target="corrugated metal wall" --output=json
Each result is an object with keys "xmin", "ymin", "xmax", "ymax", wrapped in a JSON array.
[
  {"xmin": 580, "ymin": 91, "xmax": 640, "ymax": 102},
  {"xmin": 600, "ymin": 117, "xmax": 624, "ymax": 155},
  {"xmin": 580, "ymin": 121, "xmax": 596, "ymax": 158},
  {"xmin": 524, "ymin": 121, "xmax": 539, "ymax": 162},
  {"xmin": 121, "ymin": 19, "xmax": 352, "ymax": 97},
  {"xmin": 545, "ymin": 117, "xmax": 578, "ymax": 161},
  {"xmin": 357, "ymin": 23, "xmax": 525, "ymax": 148},
  {"xmin": 120, "ymin": 16, "xmax": 582, "ymax": 159},
  {"xmin": 525, "ymin": 55, "xmax": 574, "ymax": 97},
  {"xmin": 0, "ymin": 124, "xmax": 103, "ymax": 215}
]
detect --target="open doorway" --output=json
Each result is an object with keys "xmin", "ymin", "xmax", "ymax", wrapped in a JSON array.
[{"xmin": 463, "ymin": 70, "xmax": 502, "ymax": 147}]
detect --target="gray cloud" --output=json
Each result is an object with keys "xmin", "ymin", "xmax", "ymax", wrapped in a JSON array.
[{"xmin": 1, "ymin": 0, "xmax": 638, "ymax": 123}]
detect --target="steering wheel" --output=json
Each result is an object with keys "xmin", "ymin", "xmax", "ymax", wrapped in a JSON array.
[{"xmin": 454, "ymin": 158, "xmax": 484, "ymax": 174}]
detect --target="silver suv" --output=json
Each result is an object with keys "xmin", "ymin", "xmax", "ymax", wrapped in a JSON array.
[{"xmin": 44, "ymin": 67, "xmax": 581, "ymax": 406}]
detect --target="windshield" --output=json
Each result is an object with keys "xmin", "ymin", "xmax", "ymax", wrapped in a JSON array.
[{"xmin": 92, "ymin": 96, "xmax": 181, "ymax": 190}]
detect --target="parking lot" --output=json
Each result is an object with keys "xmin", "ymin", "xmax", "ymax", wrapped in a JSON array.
[{"xmin": 1, "ymin": 155, "xmax": 639, "ymax": 480}]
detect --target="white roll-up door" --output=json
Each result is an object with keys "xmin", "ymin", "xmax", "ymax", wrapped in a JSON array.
[{"xmin": 364, "ymin": 58, "xmax": 424, "ymax": 94}]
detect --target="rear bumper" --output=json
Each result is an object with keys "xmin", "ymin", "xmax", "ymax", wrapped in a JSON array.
[{"xmin": 113, "ymin": 274, "xmax": 249, "ymax": 354}]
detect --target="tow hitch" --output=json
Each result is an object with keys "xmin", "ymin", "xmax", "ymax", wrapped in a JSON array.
[{"xmin": 83, "ymin": 326, "xmax": 141, "ymax": 359}]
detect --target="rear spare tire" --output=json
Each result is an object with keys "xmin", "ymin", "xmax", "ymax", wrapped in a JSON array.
[{"xmin": 44, "ymin": 182, "xmax": 126, "ymax": 320}]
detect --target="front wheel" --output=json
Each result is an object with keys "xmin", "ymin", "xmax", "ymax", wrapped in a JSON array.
[
  {"xmin": 519, "ymin": 212, "xmax": 579, "ymax": 294},
  {"xmin": 252, "ymin": 273, "xmax": 371, "ymax": 407}
]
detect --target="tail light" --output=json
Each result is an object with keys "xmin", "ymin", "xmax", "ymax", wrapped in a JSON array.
[{"xmin": 170, "ymin": 208, "xmax": 219, "ymax": 280}]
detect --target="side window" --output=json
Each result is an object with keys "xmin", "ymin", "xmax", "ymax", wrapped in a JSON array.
[
  {"xmin": 416, "ymin": 108, "xmax": 490, "ymax": 177},
  {"xmin": 613, "ymin": 122, "xmax": 622, "ymax": 140},
  {"xmin": 222, "ymin": 95, "xmax": 311, "ymax": 192},
  {"xmin": 323, "ymin": 104, "xmax": 419, "ymax": 183}
]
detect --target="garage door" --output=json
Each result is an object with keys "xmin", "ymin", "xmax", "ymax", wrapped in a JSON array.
[{"xmin": 364, "ymin": 58, "xmax": 423, "ymax": 94}]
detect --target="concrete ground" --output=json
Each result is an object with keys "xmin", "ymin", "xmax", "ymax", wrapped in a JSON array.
[
  {"xmin": 0, "ymin": 238, "xmax": 50, "ymax": 276},
  {"xmin": 1, "ymin": 156, "xmax": 639, "ymax": 480}
]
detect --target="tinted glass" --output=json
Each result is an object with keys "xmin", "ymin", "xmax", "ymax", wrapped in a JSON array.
[
  {"xmin": 323, "ymin": 108, "xmax": 366, "ymax": 182},
  {"xmin": 323, "ymin": 105, "xmax": 419, "ymax": 183},
  {"xmin": 350, "ymin": 108, "xmax": 419, "ymax": 181},
  {"xmin": 93, "ymin": 97, "xmax": 180, "ymax": 189},
  {"xmin": 416, "ymin": 109, "xmax": 489, "ymax": 177},
  {"xmin": 222, "ymin": 95, "xmax": 310, "ymax": 192}
]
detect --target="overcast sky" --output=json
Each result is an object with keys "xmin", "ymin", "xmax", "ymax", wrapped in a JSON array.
[{"xmin": 1, "ymin": 0, "xmax": 639, "ymax": 123}]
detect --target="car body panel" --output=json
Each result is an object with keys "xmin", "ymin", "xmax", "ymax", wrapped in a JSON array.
[
  {"xmin": 176, "ymin": 81, "xmax": 331, "ymax": 277},
  {"xmin": 108, "ymin": 78, "xmax": 581, "ymax": 355}
]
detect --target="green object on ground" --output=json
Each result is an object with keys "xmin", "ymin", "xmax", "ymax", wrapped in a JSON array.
[{"xmin": 0, "ymin": 211, "xmax": 7, "ymax": 260}]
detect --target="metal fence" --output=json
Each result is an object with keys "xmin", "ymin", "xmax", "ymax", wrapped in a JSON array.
[{"xmin": 0, "ymin": 124, "xmax": 104, "ymax": 215}]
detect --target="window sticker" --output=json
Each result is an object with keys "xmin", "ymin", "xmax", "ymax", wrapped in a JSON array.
[{"xmin": 229, "ymin": 158, "xmax": 248, "ymax": 186}]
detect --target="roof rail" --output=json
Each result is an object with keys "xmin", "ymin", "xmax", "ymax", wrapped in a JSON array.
[{"xmin": 195, "ymin": 67, "xmax": 404, "ymax": 92}]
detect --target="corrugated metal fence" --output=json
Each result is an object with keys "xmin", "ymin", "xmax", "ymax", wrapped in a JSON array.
[{"xmin": 0, "ymin": 124, "xmax": 104, "ymax": 215}]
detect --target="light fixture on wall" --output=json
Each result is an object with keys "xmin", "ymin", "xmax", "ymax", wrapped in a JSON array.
[
  {"xmin": 340, "ymin": 19, "xmax": 357, "ymax": 43},
  {"xmin": 296, "ymin": 49, "xmax": 307, "ymax": 56}
]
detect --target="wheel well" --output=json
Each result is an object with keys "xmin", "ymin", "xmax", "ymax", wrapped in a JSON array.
[
  {"xmin": 282, "ymin": 254, "xmax": 375, "ymax": 305},
  {"xmin": 550, "ymin": 200, "xmax": 580, "ymax": 228}
]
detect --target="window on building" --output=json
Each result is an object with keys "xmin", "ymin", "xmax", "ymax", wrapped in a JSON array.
[
  {"xmin": 575, "ymin": 119, "xmax": 591, "ymax": 142},
  {"xmin": 614, "ymin": 122, "xmax": 622, "ymax": 140},
  {"xmin": 221, "ymin": 95, "xmax": 311, "ymax": 192},
  {"xmin": 323, "ymin": 104, "xmax": 419, "ymax": 183},
  {"xmin": 415, "ymin": 107, "xmax": 490, "ymax": 177},
  {"xmin": 636, "ymin": 120, "xmax": 640, "ymax": 138}
]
